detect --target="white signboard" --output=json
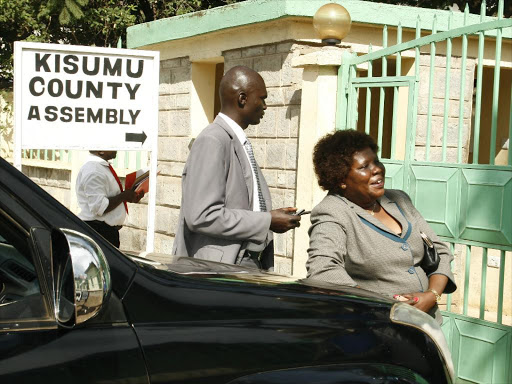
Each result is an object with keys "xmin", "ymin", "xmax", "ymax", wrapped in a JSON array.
[
  {"xmin": 14, "ymin": 42, "xmax": 159, "ymax": 150},
  {"xmin": 14, "ymin": 42, "xmax": 160, "ymax": 254}
]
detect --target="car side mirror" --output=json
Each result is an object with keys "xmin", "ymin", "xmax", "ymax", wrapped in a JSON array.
[{"xmin": 52, "ymin": 229, "xmax": 111, "ymax": 326}]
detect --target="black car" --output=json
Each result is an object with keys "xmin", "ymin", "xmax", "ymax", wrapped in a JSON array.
[{"xmin": 0, "ymin": 156, "xmax": 453, "ymax": 384}]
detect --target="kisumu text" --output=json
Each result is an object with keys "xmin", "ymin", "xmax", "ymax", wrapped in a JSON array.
[{"xmin": 25, "ymin": 53, "xmax": 146, "ymax": 125}]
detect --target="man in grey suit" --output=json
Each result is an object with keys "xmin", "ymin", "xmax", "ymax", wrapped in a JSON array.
[{"xmin": 172, "ymin": 66, "xmax": 301, "ymax": 270}]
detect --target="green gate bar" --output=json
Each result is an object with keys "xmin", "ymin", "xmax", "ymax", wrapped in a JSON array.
[
  {"xmin": 463, "ymin": 245, "xmax": 471, "ymax": 316},
  {"xmin": 336, "ymin": 51, "xmax": 353, "ymax": 129},
  {"xmin": 509, "ymin": 85, "xmax": 512, "ymax": 166},
  {"xmin": 446, "ymin": 242, "xmax": 455, "ymax": 312},
  {"xmin": 473, "ymin": 1, "xmax": 486, "ymax": 164},
  {"xmin": 124, "ymin": 151, "xmax": 130, "ymax": 168},
  {"xmin": 365, "ymin": 45, "xmax": 373, "ymax": 135},
  {"xmin": 479, "ymin": 247, "xmax": 488, "ymax": 320},
  {"xmin": 390, "ymin": 24, "xmax": 402, "ymax": 159},
  {"xmin": 377, "ymin": 25, "xmax": 388, "ymax": 154},
  {"xmin": 457, "ymin": 6, "xmax": 469, "ymax": 164},
  {"xmin": 497, "ymin": 250, "xmax": 506, "ymax": 324},
  {"xmin": 349, "ymin": 63, "xmax": 357, "ymax": 129},
  {"xmin": 411, "ymin": 17, "xmax": 421, "ymax": 163},
  {"xmin": 426, "ymin": 16, "xmax": 437, "ymax": 161},
  {"xmin": 442, "ymin": 12, "xmax": 452, "ymax": 162},
  {"xmin": 136, "ymin": 151, "xmax": 142, "ymax": 170},
  {"xmin": 489, "ymin": 0, "xmax": 504, "ymax": 164}
]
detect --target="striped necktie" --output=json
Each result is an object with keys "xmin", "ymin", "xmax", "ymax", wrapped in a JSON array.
[
  {"xmin": 244, "ymin": 140, "xmax": 267, "ymax": 212},
  {"xmin": 108, "ymin": 164, "xmax": 128, "ymax": 213}
]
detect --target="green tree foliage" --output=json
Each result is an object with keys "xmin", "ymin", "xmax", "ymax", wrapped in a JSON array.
[
  {"xmin": 43, "ymin": 0, "xmax": 90, "ymax": 25},
  {"xmin": 135, "ymin": 0, "xmax": 240, "ymax": 21},
  {"xmin": 0, "ymin": 0, "xmax": 241, "ymax": 88},
  {"xmin": 0, "ymin": 0, "xmax": 49, "ymax": 88}
]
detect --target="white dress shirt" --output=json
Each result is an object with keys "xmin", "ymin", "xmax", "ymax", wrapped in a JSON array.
[
  {"xmin": 218, "ymin": 113, "xmax": 262, "ymax": 212},
  {"xmin": 76, "ymin": 155, "xmax": 126, "ymax": 226}
]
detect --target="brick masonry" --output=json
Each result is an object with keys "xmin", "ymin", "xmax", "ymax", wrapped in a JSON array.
[
  {"xmin": 22, "ymin": 165, "xmax": 71, "ymax": 208},
  {"xmin": 415, "ymin": 56, "xmax": 476, "ymax": 162},
  {"xmin": 121, "ymin": 56, "xmax": 192, "ymax": 254},
  {"xmin": 222, "ymin": 41, "xmax": 304, "ymax": 275},
  {"xmin": 125, "ymin": 42, "xmax": 306, "ymax": 274}
]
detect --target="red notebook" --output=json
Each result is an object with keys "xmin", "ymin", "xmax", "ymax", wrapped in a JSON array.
[{"xmin": 125, "ymin": 168, "xmax": 151, "ymax": 194}]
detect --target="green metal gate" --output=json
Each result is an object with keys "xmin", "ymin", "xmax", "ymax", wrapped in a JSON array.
[{"xmin": 336, "ymin": 2, "xmax": 511, "ymax": 383}]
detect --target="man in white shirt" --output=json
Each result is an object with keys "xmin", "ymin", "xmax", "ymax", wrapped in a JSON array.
[
  {"xmin": 76, "ymin": 151, "xmax": 144, "ymax": 247},
  {"xmin": 172, "ymin": 66, "xmax": 301, "ymax": 270}
]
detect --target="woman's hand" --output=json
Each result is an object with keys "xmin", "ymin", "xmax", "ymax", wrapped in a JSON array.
[
  {"xmin": 399, "ymin": 292, "xmax": 437, "ymax": 313},
  {"xmin": 394, "ymin": 275, "xmax": 448, "ymax": 314}
]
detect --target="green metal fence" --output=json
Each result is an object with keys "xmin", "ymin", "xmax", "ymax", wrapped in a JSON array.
[
  {"xmin": 21, "ymin": 149, "xmax": 145, "ymax": 171},
  {"xmin": 336, "ymin": 1, "xmax": 511, "ymax": 382},
  {"xmin": 22, "ymin": 149, "xmax": 72, "ymax": 164}
]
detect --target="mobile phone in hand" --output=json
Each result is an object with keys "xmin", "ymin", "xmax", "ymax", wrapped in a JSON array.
[{"xmin": 294, "ymin": 209, "xmax": 311, "ymax": 216}]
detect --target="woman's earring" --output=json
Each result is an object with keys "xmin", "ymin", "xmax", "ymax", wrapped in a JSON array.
[{"xmin": 341, "ymin": 184, "xmax": 346, "ymax": 189}]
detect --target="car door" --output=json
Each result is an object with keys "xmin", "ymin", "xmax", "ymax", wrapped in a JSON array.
[{"xmin": 0, "ymin": 183, "xmax": 148, "ymax": 384}]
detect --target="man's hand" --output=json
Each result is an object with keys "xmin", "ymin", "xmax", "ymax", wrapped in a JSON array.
[
  {"xmin": 106, "ymin": 189, "xmax": 144, "ymax": 213},
  {"xmin": 122, "ymin": 189, "xmax": 141, "ymax": 203},
  {"xmin": 130, "ymin": 188, "xmax": 145, "ymax": 203},
  {"xmin": 270, "ymin": 207, "xmax": 301, "ymax": 233},
  {"xmin": 126, "ymin": 188, "xmax": 145, "ymax": 203}
]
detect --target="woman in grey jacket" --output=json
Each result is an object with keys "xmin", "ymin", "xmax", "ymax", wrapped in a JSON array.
[{"xmin": 306, "ymin": 130, "xmax": 456, "ymax": 323}]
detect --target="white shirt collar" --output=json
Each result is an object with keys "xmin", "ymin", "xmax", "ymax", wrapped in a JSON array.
[
  {"xmin": 86, "ymin": 154, "xmax": 111, "ymax": 167},
  {"xmin": 218, "ymin": 113, "xmax": 248, "ymax": 146}
]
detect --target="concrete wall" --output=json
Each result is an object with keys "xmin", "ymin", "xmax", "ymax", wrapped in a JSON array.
[
  {"xmin": 21, "ymin": 163, "xmax": 72, "ymax": 207},
  {"xmin": 415, "ymin": 55, "xmax": 475, "ymax": 162},
  {"xmin": 223, "ymin": 41, "xmax": 304, "ymax": 274},
  {"xmin": 132, "ymin": 41, "xmax": 309, "ymax": 275}
]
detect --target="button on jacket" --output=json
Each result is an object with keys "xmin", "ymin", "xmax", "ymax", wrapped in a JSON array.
[{"xmin": 307, "ymin": 189, "xmax": 456, "ymax": 321}]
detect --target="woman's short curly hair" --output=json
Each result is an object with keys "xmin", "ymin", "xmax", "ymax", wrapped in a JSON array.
[{"xmin": 313, "ymin": 129, "xmax": 379, "ymax": 194}]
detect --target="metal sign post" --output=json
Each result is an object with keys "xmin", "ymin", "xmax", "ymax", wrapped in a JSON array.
[{"xmin": 14, "ymin": 42, "xmax": 160, "ymax": 253}]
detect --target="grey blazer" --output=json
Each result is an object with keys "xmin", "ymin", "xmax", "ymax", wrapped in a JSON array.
[
  {"xmin": 172, "ymin": 116, "xmax": 273, "ymax": 266},
  {"xmin": 307, "ymin": 189, "xmax": 456, "ymax": 322}
]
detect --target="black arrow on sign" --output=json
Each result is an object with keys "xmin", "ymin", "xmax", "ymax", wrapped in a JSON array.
[{"xmin": 125, "ymin": 131, "xmax": 147, "ymax": 145}]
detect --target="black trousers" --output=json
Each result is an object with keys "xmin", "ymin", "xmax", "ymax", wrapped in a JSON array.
[
  {"xmin": 238, "ymin": 240, "xmax": 274, "ymax": 271},
  {"xmin": 85, "ymin": 220, "xmax": 121, "ymax": 248},
  {"xmin": 239, "ymin": 251, "xmax": 262, "ymax": 269}
]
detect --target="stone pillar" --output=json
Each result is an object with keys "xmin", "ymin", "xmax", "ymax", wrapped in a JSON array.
[{"xmin": 291, "ymin": 46, "xmax": 349, "ymax": 277}]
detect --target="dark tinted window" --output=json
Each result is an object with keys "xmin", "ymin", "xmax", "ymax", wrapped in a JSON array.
[{"xmin": 0, "ymin": 211, "xmax": 49, "ymax": 322}]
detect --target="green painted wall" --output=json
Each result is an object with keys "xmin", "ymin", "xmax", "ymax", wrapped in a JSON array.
[{"xmin": 127, "ymin": 0, "xmax": 511, "ymax": 49}]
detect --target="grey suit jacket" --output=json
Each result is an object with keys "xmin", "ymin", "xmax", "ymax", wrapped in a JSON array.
[
  {"xmin": 172, "ymin": 116, "xmax": 273, "ymax": 266},
  {"xmin": 307, "ymin": 189, "xmax": 456, "ymax": 322}
]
